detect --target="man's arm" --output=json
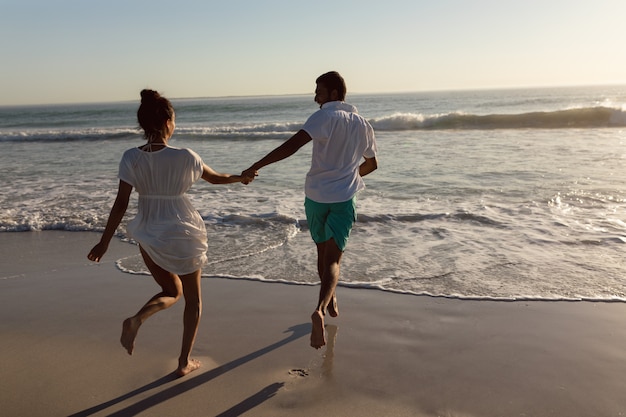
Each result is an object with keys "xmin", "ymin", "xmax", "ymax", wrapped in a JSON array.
[
  {"xmin": 242, "ymin": 129, "xmax": 312, "ymax": 177},
  {"xmin": 359, "ymin": 156, "xmax": 378, "ymax": 177}
]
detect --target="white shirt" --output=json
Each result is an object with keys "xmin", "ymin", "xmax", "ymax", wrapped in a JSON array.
[
  {"xmin": 302, "ymin": 101, "xmax": 377, "ymax": 203},
  {"xmin": 118, "ymin": 146, "xmax": 208, "ymax": 275}
]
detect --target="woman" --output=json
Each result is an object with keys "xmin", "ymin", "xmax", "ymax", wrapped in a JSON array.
[{"xmin": 88, "ymin": 89, "xmax": 254, "ymax": 376}]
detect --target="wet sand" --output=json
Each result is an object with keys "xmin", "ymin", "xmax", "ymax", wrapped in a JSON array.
[{"xmin": 1, "ymin": 231, "xmax": 625, "ymax": 416}]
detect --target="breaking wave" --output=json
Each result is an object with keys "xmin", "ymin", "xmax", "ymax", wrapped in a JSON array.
[
  {"xmin": 370, "ymin": 106, "xmax": 626, "ymax": 130},
  {"xmin": 3, "ymin": 106, "xmax": 626, "ymax": 143}
]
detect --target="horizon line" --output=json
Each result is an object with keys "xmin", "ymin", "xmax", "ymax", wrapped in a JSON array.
[{"xmin": 2, "ymin": 82, "xmax": 626, "ymax": 108}]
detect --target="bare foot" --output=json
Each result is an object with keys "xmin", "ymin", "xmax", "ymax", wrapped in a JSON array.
[
  {"xmin": 310, "ymin": 310, "xmax": 326, "ymax": 349},
  {"xmin": 327, "ymin": 294, "xmax": 339, "ymax": 318},
  {"xmin": 176, "ymin": 358, "xmax": 201, "ymax": 377},
  {"xmin": 120, "ymin": 318, "xmax": 140, "ymax": 355}
]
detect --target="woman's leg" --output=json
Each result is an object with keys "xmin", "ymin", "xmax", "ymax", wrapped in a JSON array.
[
  {"xmin": 120, "ymin": 247, "xmax": 183, "ymax": 355},
  {"xmin": 176, "ymin": 269, "xmax": 202, "ymax": 376}
]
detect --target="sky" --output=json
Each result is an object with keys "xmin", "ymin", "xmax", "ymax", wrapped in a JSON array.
[{"xmin": 1, "ymin": 0, "xmax": 626, "ymax": 106}]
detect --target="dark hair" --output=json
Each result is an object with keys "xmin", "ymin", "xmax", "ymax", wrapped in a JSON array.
[
  {"xmin": 316, "ymin": 71, "xmax": 346, "ymax": 101},
  {"xmin": 137, "ymin": 89, "xmax": 174, "ymax": 141}
]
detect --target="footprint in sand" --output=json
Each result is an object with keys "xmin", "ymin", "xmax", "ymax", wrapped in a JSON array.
[{"xmin": 288, "ymin": 368, "xmax": 310, "ymax": 378}]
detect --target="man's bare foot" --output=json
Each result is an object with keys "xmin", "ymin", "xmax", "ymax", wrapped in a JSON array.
[
  {"xmin": 120, "ymin": 318, "xmax": 140, "ymax": 355},
  {"xmin": 311, "ymin": 310, "xmax": 326, "ymax": 349},
  {"xmin": 176, "ymin": 358, "xmax": 201, "ymax": 377},
  {"xmin": 327, "ymin": 294, "xmax": 339, "ymax": 317}
]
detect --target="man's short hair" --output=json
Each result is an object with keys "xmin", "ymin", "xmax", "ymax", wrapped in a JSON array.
[{"xmin": 316, "ymin": 71, "xmax": 346, "ymax": 101}]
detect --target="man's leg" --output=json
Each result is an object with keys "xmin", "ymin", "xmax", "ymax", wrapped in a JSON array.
[
  {"xmin": 311, "ymin": 238, "xmax": 343, "ymax": 349},
  {"xmin": 316, "ymin": 242, "xmax": 339, "ymax": 317}
]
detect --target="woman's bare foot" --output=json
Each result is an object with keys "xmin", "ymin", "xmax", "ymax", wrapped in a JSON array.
[
  {"xmin": 310, "ymin": 310, "xmax": 326, "ymax": 349},
  {"xmin": 327, "ymin": 294, "xmax": 339, "ymax": 317},
  {"xmin": 176, "ymin": 358, "xmax": 201, "ymax": 377},
  {"xmin": 120, "ymin": 318, "xmax": 140, "ymax": 355}
]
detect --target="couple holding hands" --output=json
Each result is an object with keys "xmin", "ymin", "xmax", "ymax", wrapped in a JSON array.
[{"xmin": 87, "ymin": 71, "xmax": 378, "ymax": 377}]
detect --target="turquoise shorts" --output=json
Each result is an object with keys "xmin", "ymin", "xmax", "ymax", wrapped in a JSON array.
[{"xmin": 304, "ymin": 197, "xmax": 357, "ymax": 252}]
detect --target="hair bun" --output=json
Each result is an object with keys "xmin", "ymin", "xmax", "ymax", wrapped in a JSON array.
[{"xmin": 140, "ymin": 89, "xmax": 160, "ymax": 104}]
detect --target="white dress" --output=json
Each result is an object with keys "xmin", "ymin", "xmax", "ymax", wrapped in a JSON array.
[{"xmin": 118, "ymin": 146, "xmax": 208, "ymax": 275}]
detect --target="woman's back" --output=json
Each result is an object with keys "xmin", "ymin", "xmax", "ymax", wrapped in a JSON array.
[
  {"xmin": 120, "ymin": 145, "xmax": 208, "ymax": 275},
  {"xmin": 119, "ymin": 146, "xmax": 203, "ymax": 197}
]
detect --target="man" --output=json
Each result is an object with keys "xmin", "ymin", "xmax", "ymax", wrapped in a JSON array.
[{"xmin": 242, "ymin": 71, "xmax": 378, "ymax": 349}]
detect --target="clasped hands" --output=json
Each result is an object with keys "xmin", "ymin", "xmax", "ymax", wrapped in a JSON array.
[{"xmin": 240, "ymin": 167, "xmax": 258, "ymax": 185}]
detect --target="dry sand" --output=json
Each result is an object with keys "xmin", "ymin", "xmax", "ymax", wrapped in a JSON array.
[{"xmin": 1, "ymin": 231, "xmax": 626, "ymax": 416}]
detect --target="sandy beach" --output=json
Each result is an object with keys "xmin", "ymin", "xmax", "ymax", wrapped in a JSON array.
[{"xmin": 1, "ymin": 231, "xmax": 626, "ymax": 416}]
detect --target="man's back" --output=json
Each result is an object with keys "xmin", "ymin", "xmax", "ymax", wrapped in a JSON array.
[{"xmin": 302, "ymin": 101, "xmax": 377, "ymax": 203}]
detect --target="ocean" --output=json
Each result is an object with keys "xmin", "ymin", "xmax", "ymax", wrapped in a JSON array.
[{"xmin": 2, "ymin": 85, "xmax": 626, "ymax": 301}]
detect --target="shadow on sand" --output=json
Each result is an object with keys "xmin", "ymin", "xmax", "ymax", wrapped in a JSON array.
[{"xmin": 69, "ymin": 323, "xmax": 310, "ymax": 417}]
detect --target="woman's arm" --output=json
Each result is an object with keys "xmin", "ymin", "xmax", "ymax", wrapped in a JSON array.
[
  {"xmin": 202, "ymin": 164, "xmax": 252, "ymax": 184},
  {"xmin": 87, "ymin": 180, "xmax": 133, "ymax": 262}
]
